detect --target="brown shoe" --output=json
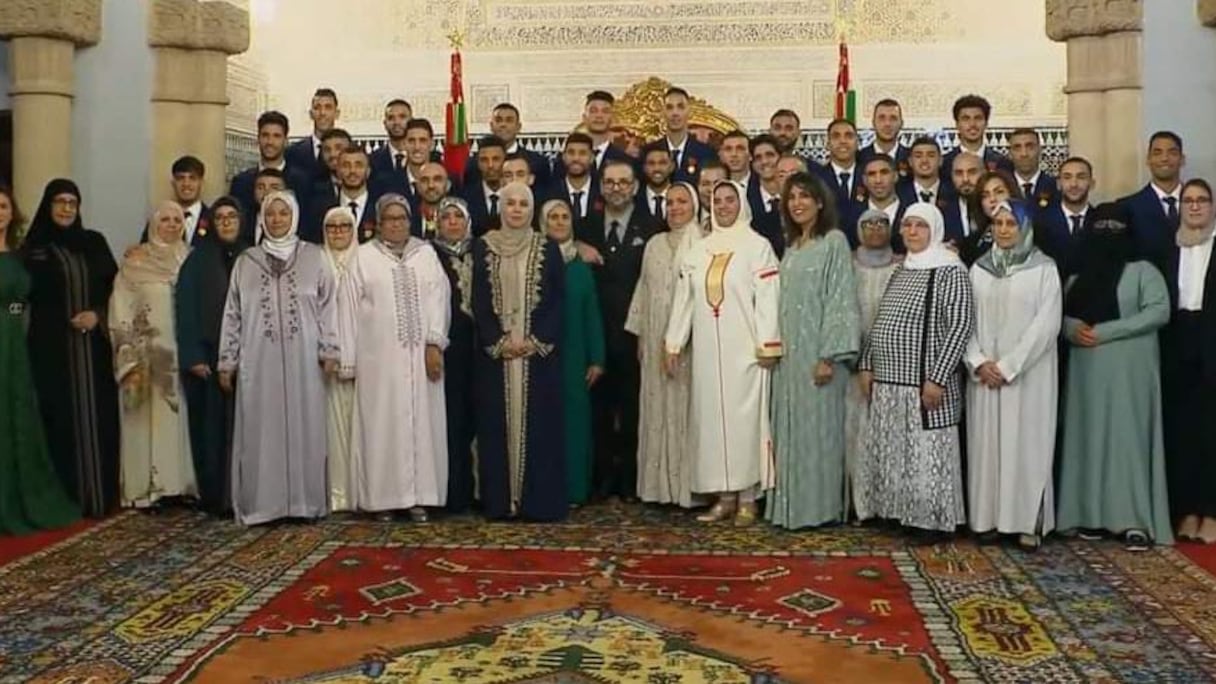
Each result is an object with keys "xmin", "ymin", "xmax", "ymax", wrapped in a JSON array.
[{"xmin": 733, "ymin": 502, "xmax": 757, "ymax": 527}]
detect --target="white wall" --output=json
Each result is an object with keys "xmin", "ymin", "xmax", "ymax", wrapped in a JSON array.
[
  {"xmin": 1142, "ymin": 3, "xmax": 1216, "ymax": 184},
  {"xmin": 72, "ymin": 0, "xmax": 153, "ymax": 253}
]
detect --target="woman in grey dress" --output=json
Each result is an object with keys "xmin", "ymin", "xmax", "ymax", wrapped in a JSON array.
[{"xmin": 218, "ymin": 191, "xmax": 340, "ymax": 525}]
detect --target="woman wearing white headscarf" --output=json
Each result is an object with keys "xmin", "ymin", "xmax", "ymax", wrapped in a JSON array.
[
  {"xmin": 472, "ymin": 181, "xmax": 567, "ymax": 521},
  {"xmin": 110, "ymin": 201, "xmax": 196, "ymax": 507},
  {"xmin": 321, "ymin": 206, "xmax": 358, "ymax": 512},
  {"xmin": 218, "ymin": 191, "xmax": 340, "ymax": 525},
  {"xmin": 965, "ymin": 200, "xmax": 1061, "ymax": 550},
  {"xmin": 665, "ymin": 180, "xmax": 781, "ymax": 526},
  {"xmin": 627, "ymin": 181, "xmax": 703, "ymax": 508},
  {"xmin": 856, "ymin": 202, "xmax": 974, "ymax": 539}
]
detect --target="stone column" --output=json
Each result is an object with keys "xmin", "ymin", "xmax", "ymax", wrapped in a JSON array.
[
  {"xmin": 148, "ymin": 0, "xmax": 249, "ymax": 203},
  {"xmin": 1201, "ymin": 0, "xmax": 1216, "ymax": 28},
  {"xmin": 0, "ymin": 0, "xmax": 101, "ymax": 214},
  {"xmin": 1046, "ymin": 0, "xmax": 1144, "ymax": 199}
]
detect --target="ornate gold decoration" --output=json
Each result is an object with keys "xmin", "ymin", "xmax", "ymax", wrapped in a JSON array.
[
  {"xmin": 599, "ymin": 77, "xmax": 743, "ymax": 149},
  {"xmin": 1045, "ymin": 0, "xmax": 1142, "ymax": 42}
]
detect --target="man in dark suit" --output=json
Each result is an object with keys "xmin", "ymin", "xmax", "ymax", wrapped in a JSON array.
[
  {"xmin": 941, "ymin": 151, "xmax": 983, "ymax": 250},
  {"xmin": 304, "ymin": 145, "xmax": 378, "ymax": 244},
  {"xmin": 635, "ymin": 146, "xmax": 675, "ymax": 224},
  {"xmin": 941, "ymin": 94, "xmax": 1013, "ymax": 193},
  {"xmin": 896, "ymin": 136, "xmax": 946, "ymax": 208},
  {"xmin": 768, "ymin": 109, "xmax": 801, "ymax": 154},
  {"xmin": 553, "ymin": 91, "xmax": 630, "ymax": 180},
  {"xmin": 463, "ymin": 103, "xmax": 551, "ymax": 189},
  {"xmin": 1008, "ymin": 128, "xmax": 1059, "ymax": 211},
  {"xmin": 642, "ymin": 87, "xmax": 716, "ymax": 184},
  {"xmin": 459, "ymin": 135, "xmax": 507, "ymax": 236},
  {"xmin": 748, "ymin": 134, "xmax": 785, "ymax": 256},
  {"xmin": 850, "ymin": 154, "xmax": 908, "ymax": 251},
  {"xmin": 718, "ymin": 129, "xmax": 753, "ymax": 187},
  {"xmin": 502, "ymin": 152, "xmax": 548, "ymax": 227},
  {"xmin": 307, "ymin": 128, "xmax": 354, "ymax": 212},
  {"xmin": 377, "ymin": 118, "xmax": 445, "ymax": 201},
  {"xmin": 1119, "ymin": 130, "xmax": 1186, "ymax": 267},
  {"xmin": 411, "ymin": 161, "xmax": 451, "ymax": 239},
  {"xmin": 284, "ymin": 88, "xmax": 340, "ymax": 181},
  {"xmin": 228, "ymin": 110, "xmax": 311, "ymax": 220},
  {"xmin": 241, "ymin": 168, "xmax": 287, "ymax": 245},
  {"xmin": 369, "ymin": 98, "xmax": 413, "ymax": 183},
  {"xmin": 815, "ymin": 118, "xmax": 864, "ymax": 220},
  {"xmin": 575, "ymin": 159, "xmax": 656, "ymax": 502},
  {"xmin": 141, "ymin": 156, "xmax": 212, "ymax": 246},
  {"xmin": 858, "ymin": 99, "xmax": 911, "ymax": 180},
  {"xmin": 547, "ymin": 133, "xmax": 602, "ymax": 234},
  {"xmin": 1036, "ymin": 156, "xmax": 1094, "ymax": 275}
]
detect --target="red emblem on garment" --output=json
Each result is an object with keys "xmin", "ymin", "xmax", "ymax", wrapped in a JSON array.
[
  {"xmin": 592, "ymin": 197, "xmax": 605, "ymax": 214},
  {"xmin": 986, "ymin": 160, "xmax": 997, "ymax": 172},
  {"xmin": 195, "ymin": 216, "xmax": 210, "ymax": 238},
  {"xmin": 361, "ymin": 219, "xmax": 376, "ymax": 240}
]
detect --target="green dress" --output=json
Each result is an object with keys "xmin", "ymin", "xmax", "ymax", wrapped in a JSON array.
[
  {"xmin": 560, "ymin": 256, "xmax": 605, "ymax": 504},
  {"xmin": 766, "ymin": 231, "xmax": 860, "ymax": 528},
  {"xmin": 1057, "ymin": 261, "xmax": 1173, "ymax": 543},
  {"xmin": 0, "ymin": 252, "xmax": 80, "ymax": 535}
]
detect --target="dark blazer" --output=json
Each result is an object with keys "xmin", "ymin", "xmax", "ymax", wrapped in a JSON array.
[
  {"xmin": 815, "ymin": 160, "xmax": 866, "ymax": 222},
  {"xmin": 305, "ymin": 189, "xmax": 379, "ymax": 245},
  {"xmin": 228, "ymin": 164, "xmax": 312, "ymax": 235},
  {"xmin": 1162, "ymin": 242, "xmax": 1216, "ymax": 383},
  {"xmin": 939, "ymin": 193, "xmax": 976, "ymax": 247},
  {"xmin": 139, "ymin": 203, "xmax": 212, "ymax": 246},
  {"xmin": 1017, "ymin": 171, "xmax": 1060, "ymax": 212},
  {"xmin": 285, "ymin": 137, "xmax": 327, "ymax": 180},
  {"xmin": 575, "ymin": 210, "xmax": 658, "ymax": 354},
  {"xmin": 1035, "ymin": 202, "xmax": 1088, "ymax": 276},
  {"xmin": 858, "ymin": 142, "xmax": 912, "ymax": 180},
  {"xmin": 941, "ymin": 147, "xmax": 1014, "ymax": 194},
  {"xmin": 744, "ymin": 176, "xmax": 785, "ymax": 257},
  {"xmin": 464, "ymin": 145, "xmax": 552, "ymax": 189},
  {"xmin": 459, "ymin": 182, "xmax": 503, "ymax": 237},
  {"xmin": 642, "ymin": 137, "xmax": 716, "ymax": 184},
  {"xmin": 552, "ymin": 142, "xmax": 630, "ymax": 180},
  {"xmin": 1120, "ymin": 184, "xmax": 1178, "ymax": 268},
  {"xmin": 546, "ymin": 177, "xmax": 603, "ymax": 238}
]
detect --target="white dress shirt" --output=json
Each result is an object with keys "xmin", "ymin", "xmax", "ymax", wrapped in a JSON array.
[
  {"xmin": 1179, "ymin": 238, "xmax": 1213, "ymax": 311},
  {"xmin": 566, "ymin": 178, "xmax": 591, "ymax": 216},
  {"xmin": 1152, "ymin": 183, "xmax": 1183, "ymax": 217},
  {"xmin": 1064, "ymin": 205, "xmax": 1089, "ymax": 234},
  {"xmin": 483, "ymin": 182, "xmax": 502, "ymax": 214},
  {"xmin": 913, "ymin": 181, "xmax": 940, "ymax": 205},
  {"xmin": 181, "ymin": 200, "xmax": 203, "ymax": 242},
  {"xmin": 645, "ymin": 186, "xmax": 667, "ymax": 218},
  {"xmin": 340, "ymin": 189, "xmax": 369, "ymax": 224},
  {"xmin": 830, "ymin": 162, "xmax": 857, "ymax": 190}
]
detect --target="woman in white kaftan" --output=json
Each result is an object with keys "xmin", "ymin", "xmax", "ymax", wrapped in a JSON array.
[
  {"xmin": 110, "ymin": 201, "xmax": 195, "ymax": 507},
  {"xmin": 626, "ymin": 182, "xmax": 704, "ymax": 508},
  {"xmin": 218, "ymin": 191, "xmax": 340, "ymax": 525},
  {"xmin": 965, "ymin": 200, "xmax": 1061, "ymax": 549},
  {"xmin": 339, "ymin": 194, "xmax": 450, "ymax": 519},
  {"xmin": 665, "ymin": 180, "xmax": 781, "ymax": 526},
  {"xmin": 321, "ymin": 207, "xmax": 357, "ymax": 512}
]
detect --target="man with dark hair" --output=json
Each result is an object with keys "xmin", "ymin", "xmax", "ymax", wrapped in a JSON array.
[
  {"xmin": 642, "ymin": 86, "xmax": 715, "ymax": 183},
  {"xmin": 1008, "ymin": 127, "xmax": 1058, "ymax": 209},
  {"xmin": 286, "ymin": 87, "xmax": 341, "ymax": 178},
  {"xmin": 554, "ymin": 91, "xmax": 629, "ymax": 179},
  {"xmin": 378, "ymin": 117, "xmax": 442, "ymax": 200},
  {"xmin": 464, "ymin": 102, "xmax": 551, "ymax": 189},
  {"xmin": 897, "ymin": 136, "xmax": 945, "ymax": 206},
  {"xmin": 853, "ymin": 154, "xmax": 907, "ymax": 250},
  {"xmin": 460, "ymin": 135, "xmax": 508, "ymax": 235},
  {"xmin": 718, "ymin": 129, "xmax": 752, "ymax": 185},
  {"xmin": 1037, "ymin": 156, "xmax": 1094, "ymax": 273},
  {"xmin": 140, "ymin": 156, "xmax": 210, "ymax": 245},
  {"xmin": 815, "ymin": 118, "xmax": 863, "ymax": 218},
  {"xmin": 246, "ymin": 168, "xmax": 287, "ymax": 244},
  {"xmin": 635, "ymin": 146, "xmax": 674, "ymax": 223},
  {"xmin": 306, "ymin": 144, "xmax": 377, "ymax": 244},
  {"xmin": 310, "ymin": 128, "xmax": 354, "ymax": 208},
  {"xmin": 775, "ymin": 153, "xmax": 808, "ymax": 187},
  {"xmin": 768, "ymin": 109, "xmax": 801, "ymax": 154},
  {"xmin": 548, "ymin": 132, "xmax": 602, "ymax": 231},
  {"xmin": 747, "ymin": 134, "xmax": 785, "ymax": 255},
  {"xmin": 1120, "ymin": 130, "xmax": 1187, "ymax": 263},
  {"xmin": 229, "ymin": 110, "xmax": 310, "ymax": 219},
  {"xmin": 369, "ymin": 98, "xmax": 413, "ymax": 180},
  {"xmin": 942, "ymin": 94, "xmax": 1012, "ymax": 189},
  {"xmin": 858, "ymin": 98, "xmax": 910, "ymax": 177}
]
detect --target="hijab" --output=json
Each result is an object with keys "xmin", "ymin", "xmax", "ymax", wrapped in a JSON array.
[
  {"xmin": 539, "ymin": 198, "xmax": 578, "ymax": 263},
  {"xmin": 375, "ymin": 193, "xmax": 412, "ymax": 257},
  {"xmin": 259, "ymin": 191, "xmax": 300, "ymax": 262},
  {"xmin": 483, "ymin": 182, "xmax": 535, "ymax": 258},
  {"xmin": 23, "ymin": 178, "xmax": 91, "ymax": 251},
  {"xmin": 193, "ymin": 195, "xmax": 248, "ymax": 341},
  {"xmin": 204, "ymin": 195, "xmax": 249, "ymax": 266},
  {"xmin": 901, "ymin": 202, "xmax": 962, "ymax": 270},
  {"xmin": 854, "ymin": 208, "xmax": 895, "ymax": 268},
  {"xmin": 976, "ymin": 199, "xmax": 1045, "ymax": 278},
  {"xmin": 709, "ymin": 180, "xmax": 753, "ymax": 233},
  {"xmin": 321, "ymin": 206, "xmax": 358, "ymax": 273},
  {"xmin": 1063, "ymin": 202, "xmax": 1135, "ymax": 324},
  {"xmin": 432, "ymin": 196, "xmax": 473, "ymax": 258},
  {"xmin": 121, "ymin": 201, "xmax": 189, "ymax": 285}
]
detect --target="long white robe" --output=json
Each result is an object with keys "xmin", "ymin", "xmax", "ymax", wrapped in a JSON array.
[
  {"xmin": 964, "ymin": 259, "xmax": 1062, "ymax": 535},
  {"xmin": 324, "ymin": 254, "xmax": 356, "ymax": 512},
  {"xmin": 665, "ymin": 226, "xmax": 781, "ymax": 494},
  {"xmin": 338, "ymin": 239, "xmax": 451, "ymax": 511}
]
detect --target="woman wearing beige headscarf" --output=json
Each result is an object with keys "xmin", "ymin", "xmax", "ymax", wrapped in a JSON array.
[
  {"xmin": 109, "ymin": 201, "xmax": 196, "ymax": 508},
  {"xmin": 626, "ymin": 181, "xmax": 703, "ymax": 508},
  {"xmin": 472, "ymin": 181, "xmax": 567, "ymax": 520},
  {"xmin": 321, "ymin": 206, "xmax": 358, "ymax": 512}
]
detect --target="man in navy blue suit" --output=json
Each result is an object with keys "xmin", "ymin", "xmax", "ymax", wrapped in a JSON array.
[
  {"xmin": 377, "ymin": 118, "xmax": 443, "ymax": 200},
  {"xmin": 941, "ymin": 94, "xmax": 1013, "ymax": 192},
  {"xmin": 749, "ymin": 134, "xmax": 785, "ymax": 256},
  {"xmin": 369, "ymin": 98, "xmax": 413, "ymax": 184},
  {"xmin": 718, "ymin": 129, "xmax": 753, "ymax": 187},
  {"xmin": 305, "ymin": 145, "xmax": 378, "ymax": 245},
  {"xmin": 768, "ymin": 109, "xmax": 801, "ymax": 154},
  {"xmin": 285, "ymin": 88, "xmax": 340, "ymax": 181},
  {"xmin": 1119, "ymin": 130, "xmax": 1186, "ymax": 268},
  {"xmin": 463, "ymin": 103, "xmax": 551, "ymax": 189},
  {"xmin": 643, "ymin": 87, "xmax": 716, "ymax": 183},
  {"xmin": 548, "ymin": 133, "xmax": 602, "ymax": 233},
  {"xmin": 858, "ymin": 99, "xmax": 910, "ymax": 180},
  {"xmin": 941, "ymin": 152, "xmax": 983, "ymax": 251},
  {"xmin": 460, "ymin": 135, "xmax": 508, "ymax": 236},
  {"xmin": 411, "ymin": 161, "xmax": 451, "ymax": 239},
  {"xmin": 897, "ymin": 136, "xmax": 946, "ymax": 207},
  {"xmin": 139, "ymin": 156, "xmax": 212, "ymax": 246},
  {"xmin": 1008, "ymin": 128, "xmax": 1059, "ymax": 211},
  {"xmin": 635, "ymin": 146, "xmax": 675, "ymax": 224},
  {"xmin": 309, "ymin": 128, "xmax": 353, "ymax": 210},
  {"xmin": 851, "ymin": 154, "xmax": 908, "ymax": 251},
  {"xmin": 815, "ymin": 118, "xmax": 864, "ymax": 221},
  {"xmin": 553, "ymin": 91, "xmax": 629, "ymax": 180},
  {"xmin": 228, "ymin": 110, "xmax": 311, "ymax": 221},
  {"xmin": 1036, "ymin": 156, "xmax": 1094, "ymax": 275}
]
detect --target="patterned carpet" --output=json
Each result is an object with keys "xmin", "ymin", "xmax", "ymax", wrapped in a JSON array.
[{"xmin": 2, "ymin": 505, "xmax": 1216, "ymax": 683}]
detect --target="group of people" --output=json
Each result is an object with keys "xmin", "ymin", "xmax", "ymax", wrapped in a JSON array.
[{"xmin": 1, "ymin": 87, "xmax": 1213, "ymax": 555}]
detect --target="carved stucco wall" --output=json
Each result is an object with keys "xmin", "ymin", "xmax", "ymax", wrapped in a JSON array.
[{"xmin": 229, "ymin": 0, "xmax": 1066, "ymax": 136}]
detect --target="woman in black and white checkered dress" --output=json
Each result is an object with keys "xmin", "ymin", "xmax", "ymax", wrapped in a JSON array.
[{"xmin": 856, "ymin": 203, "xmax": 975, "ymax": 537}]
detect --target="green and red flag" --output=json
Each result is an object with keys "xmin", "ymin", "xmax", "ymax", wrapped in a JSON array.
[
  {"xmin": 834, "ymin": 40, "xmax": 856, "ymax": 124},
  {"xmin": 444, "ymin": 48, "xmax": 470, "ymax": 179}
]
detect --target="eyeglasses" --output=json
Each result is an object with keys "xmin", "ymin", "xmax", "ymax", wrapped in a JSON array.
[
  {"xmin": 214, "ymin": 212, "xmax": 239, "ymax": 223},
  {"xmin": 51, "ymin": 198, "xmax": 79, "ymax": 208},
  {"xmin": 602, "ymin": 179, "xmax": 633, "ymax": 189},
  {"xmin": 324, "ymin": 222, "xmax": 354, "ymax": 230},
  {"xmin": 1182, "ymin": 197, "xmax": 1212, "ymax": 206}
]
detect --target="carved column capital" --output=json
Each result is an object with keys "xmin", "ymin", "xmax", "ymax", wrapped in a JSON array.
[
  {"xmin": 1200, "ymin": 0, "xmax": 1216, "ymax": 28},
  {"xmin": 0, "ymin": 0, "xmax": 102, "ymax": 46},
  {"xmin": 1046, "ymin": 0, "xmax": 1143, "ymax": 41},
  {"xmin": 148, "ymin": 0, "xmax": 249, "ymax": 55}
]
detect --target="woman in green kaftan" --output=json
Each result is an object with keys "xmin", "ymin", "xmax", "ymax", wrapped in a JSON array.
[
  {"xmin": 766, "ymin": 173, "xmax": 860, "ymax": 528},
  {"xmin": 541, "ymin": 199, "xmax": 605, "ymax": 506},
  {"xmin": 0, "ymin": 184, "xmax": 79, "ymax": 535}
]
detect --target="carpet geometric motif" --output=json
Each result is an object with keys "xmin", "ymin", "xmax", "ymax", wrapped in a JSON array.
[{"xmin": 3, "ymin": 506, "xmax": 1216, "ymax": 683}]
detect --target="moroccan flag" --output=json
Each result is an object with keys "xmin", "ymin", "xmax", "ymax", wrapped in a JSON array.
[
  {"xmin": 834, "ymin": 40, "xmax": 856, "ymax": 124},
  {"xmin": 444, "ymin": 49, "xmax": 470, "ymax": 180}
]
